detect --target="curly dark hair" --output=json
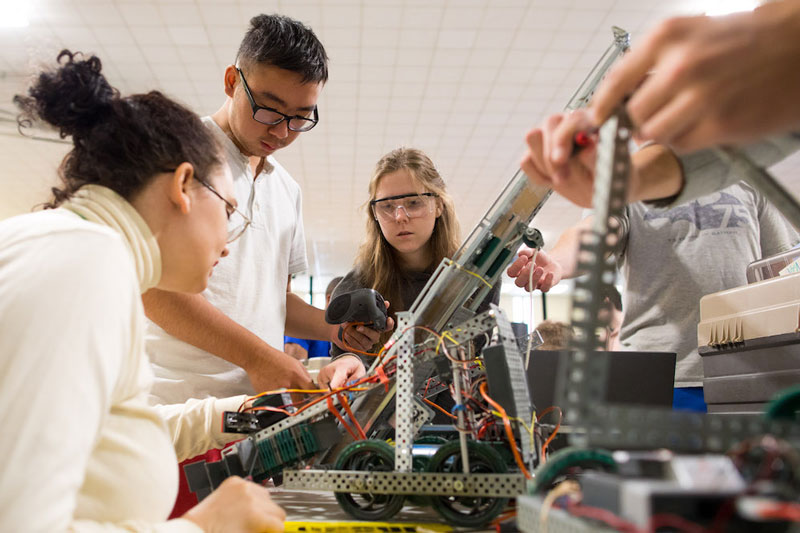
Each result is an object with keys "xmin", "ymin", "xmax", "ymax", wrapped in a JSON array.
[
  {"xmin": 14, "ymin": 50, "xmax": 222, "ymax": 208},
  {"xmin": 236, "ymin": 14, "xmax": 328, "ymax": 84}
]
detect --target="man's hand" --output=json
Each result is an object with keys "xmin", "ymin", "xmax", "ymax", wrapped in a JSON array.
[
  {"xmin": 284, "ymin": 342, "xmax": 308, "ymax": 361},
  {"xmin": 522, "ymin": 110, "xmax": 598, "ymax": 208},
  {"xmin": 245, "ymin": 349, "xmax": 314, "ymax": 393},
  {"xmin": 507, "ymin": 248, "xmax": 564, "ymax": 292},
  {"xmin": 317, "ymin": 355, "xmax": 366, "ymax": 389},
  {"xmin": 183, "ymin": 476, "xmax": 285, "ymax": 533},
  {"xmin": 331, "ymin": 300, "xmax": 395, "ymax": 353},
  {"xmin": 522, "ymin": 111, "xmax": 683, "ymax": 208},
  {"xmin": 590, "ymin": 2, "xmax": 800, "ymax": 153}
]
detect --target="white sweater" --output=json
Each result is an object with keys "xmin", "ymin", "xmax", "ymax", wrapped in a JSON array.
[{"xmin": 0, "ymin": 185, "xmax": 245, "ymax": 533}]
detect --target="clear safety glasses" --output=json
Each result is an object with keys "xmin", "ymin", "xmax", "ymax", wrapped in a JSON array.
[{"xmin": 370, "ymin": 192, "xmax": 437, "ymax": 221}]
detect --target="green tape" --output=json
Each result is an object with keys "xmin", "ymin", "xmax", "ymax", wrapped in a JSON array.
[{"xmin": 474, "ymin": 237, "xmax": 500, "ymax": 268}]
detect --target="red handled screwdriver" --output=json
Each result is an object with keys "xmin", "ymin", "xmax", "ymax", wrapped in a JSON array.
[{"xmin": 571, "ymin": 129, "xmax": 598, "ymax": 155}]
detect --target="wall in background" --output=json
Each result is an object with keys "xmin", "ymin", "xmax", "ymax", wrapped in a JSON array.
[{"xmin": 290, "ymin": 271, "xmax": 574, "ymax": 330}]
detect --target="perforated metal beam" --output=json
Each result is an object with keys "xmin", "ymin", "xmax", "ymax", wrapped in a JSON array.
[
  {"xmin": 443, "ymin": 308, "xmax": 497, "ymax": 346},
  {"xmin": 492, "ymin": 304, "xmax": 538, "ymax": 467},
  {"xmin": 394, "ymin": 312, "xmax": 415, "ymax": 472},
  {"xmin": 556, "ymin": 107, "xmax": 800, "ymax": 452},
  {"xmin": 283, "ymin": 470, "xmax": 526, "ymax": 497}
]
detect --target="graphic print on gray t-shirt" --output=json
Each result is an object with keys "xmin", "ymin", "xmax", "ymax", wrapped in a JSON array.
[
  {"xmin": 643, "ymin": 191, "xmax": 751, "ymax": 231},
  {"xmin": 617, "ymin": 182, "xmax": 799, "ymax": 387}
]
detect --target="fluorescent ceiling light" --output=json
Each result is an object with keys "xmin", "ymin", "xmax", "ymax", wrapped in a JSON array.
[
  {"xmin": 703, "ymin": 0, "xmax": 759, "ymax": 16},
  {"xmin": 0, "ymin": 0, "xmax": 30, "ymax": 28}
]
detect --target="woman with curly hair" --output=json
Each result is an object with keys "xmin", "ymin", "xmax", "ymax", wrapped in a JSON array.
[{"xmin": 0, "ymin": 51, "xmax": 283, "ymax": 533}]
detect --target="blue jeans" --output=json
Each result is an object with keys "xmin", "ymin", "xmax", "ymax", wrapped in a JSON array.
[{"xmin": 673, "ymin": 387, "xmax": 707, "ymax": 412}]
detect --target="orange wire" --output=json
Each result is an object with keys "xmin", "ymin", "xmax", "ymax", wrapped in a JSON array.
[
  {"xmin": 479, "ymin": 382, "xmax": 532, "ymax": 480},
  {"xmin": 248, "ymin": 405, "xmax": 291, "ymax": 416},
  {"xmin": 343, "ymin": 324, "xmax": 437, "ymax": 361},
  {"xmin": 240, "ymin": 325, "xmax": 450, "ymax": 425},
  {"xmin": 342, "ymin": 323, "xmax": 382, "ymax": 357},
  {"xmin": 537, "ymin": 405, "xmax": 562, "ymax": 462},
  {"xmin": 463, "ymin": 391, "xmax": 491, "ymax": 413},
  {"xmin": 423, "ymin": 398, "xmax": 458, "ymax": 420},
  {"xmin": 368, "ymin": 324, "xmax": 441, "ymax": 369},
  {"xmin": 244, "ymin": 373, "xmax": 378, "ymax": 416},
  {"xmin": 491, "ymin": 509, "xmax": 517, "ymax": 527},
  {"xmin": 241, "ymin": 378, "xmax": 375, "ymax": 412},
  {"xmin": 327, "ymin": 396, "xmax": 358, "ymax": 440},
  {"xmin": 338, "ymin": 392, "xmax": 367, "ymax": 440}
]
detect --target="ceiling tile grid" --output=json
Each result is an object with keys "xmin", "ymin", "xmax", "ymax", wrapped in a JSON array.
[{"xmin": 1, "ymin": 0, "xmax": 797, "ymax": 277}]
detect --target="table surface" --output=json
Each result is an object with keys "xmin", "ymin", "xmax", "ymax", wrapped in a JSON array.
[{"xmin": 270, "ymin": 488, "xmax": 442, "ymax": 522}]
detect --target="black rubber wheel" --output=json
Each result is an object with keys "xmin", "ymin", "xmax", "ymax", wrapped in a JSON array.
[
  {"xmin": 529, "ymin": 447, "xmax": 616, "ymax": 494},
  {"xmin": 334, "ymin": 440, "xmax": 405, "ymax": 521},
  {"xmin": 426, "ymin": 440, "xmax": 509, "ymax": 527},
  {"xmin": 406, "ymin": 437, "xmax": 447, "ymax": 506}
]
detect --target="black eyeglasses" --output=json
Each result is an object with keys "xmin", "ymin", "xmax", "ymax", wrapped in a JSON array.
[
  {"xmin": 196, "ymin": 177, "xmax": 252, "ymax": 243},
  {"xmin": 161, "ymin": 168, "xmax": 251, "ymax": 243},
  {"xmin": 236, "ymin": 67, "xmax": 319, "ymax": 132}
]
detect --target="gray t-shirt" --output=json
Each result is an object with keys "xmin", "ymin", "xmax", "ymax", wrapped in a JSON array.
[
  {"xmin": 616, "ymin": 181, "xmax": 799, "ymax": 386},
  {"xmin": 666, "ymin": 133, "xmax": 800, "ymax": 208}
]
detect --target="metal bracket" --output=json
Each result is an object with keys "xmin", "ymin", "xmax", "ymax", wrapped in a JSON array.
[{"xmin": 442, "ymin": 308, "xmax": 498, "ymax": 347}]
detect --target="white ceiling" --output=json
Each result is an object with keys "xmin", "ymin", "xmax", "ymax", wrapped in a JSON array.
[{"xmin": 2, "ymin": 0, "xmax": 799, "ymax": 278}]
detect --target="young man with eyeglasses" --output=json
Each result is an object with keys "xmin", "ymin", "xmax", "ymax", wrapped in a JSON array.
[
  {"xmin": 143, "ymin": 14, "xmax": 384, "ymax": 410},
  {"xmin": 143, "ymin": 14, "xmax": 388, "ymax": 517}
]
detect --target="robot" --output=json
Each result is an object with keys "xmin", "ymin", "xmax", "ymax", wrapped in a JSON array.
[{"xmin": 184, "ymin": 26, "xmax": 632, "ymax": 528}]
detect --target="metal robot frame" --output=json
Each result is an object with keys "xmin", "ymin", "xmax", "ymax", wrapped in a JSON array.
[
  {"xmin": 279, "ymin": 24, "xmax": 631, "ymax": 514},
  {"xmin": 189, "ymin": 26, "xmax": 633, "ymax": 528}
]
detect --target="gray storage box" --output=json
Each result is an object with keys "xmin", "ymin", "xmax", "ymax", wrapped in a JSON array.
[{"xmin": 699, "ymin": 332, "xmax": 800, "ymax": 414}]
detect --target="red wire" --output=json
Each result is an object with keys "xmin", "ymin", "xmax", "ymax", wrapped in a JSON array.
[
  {"xmin": 565, "ymin": 503, "xmax": 713, "ymax": 533},
  {"xmin": 479, "ymin": 382, "xmax": 532, "ymax": 480},
  {"xmin": 566, "ymin": 502, "xmax": 641, "ymax": 533},
  {"xmin": 477, "ymin": 418, "xmax": 494, "ymax": 439},
  {"xmin": 247, "ymin": 373, "xmax": 376, "ymax": 417},
  {"xmin": 326, "ymin": 396, "xmax": 358, "ymax": 441},
  {"xmin": 709, "ymin": 498, "xmax": 735, "ymax": 533},
  {"xmin": 537, "ymin": 406, "xmax": 562, "ymax": 462},
  {"xmin": 337, "ymin": 392, "xmax": 367, "ymax": 440},
  {"xmin": 757, "ymin": 502, "xmax": 800, "ymax": 521},
  {"xmin": 649, "ymin": 513, "xmax": 710, "ymax": 533},
  {"xmin": 490, "ymin": 509, "xmax": 517, "ymax": 529},
  {"xmin": 423, "ymin": 398, "xmax": 457, "ymax": 419}
]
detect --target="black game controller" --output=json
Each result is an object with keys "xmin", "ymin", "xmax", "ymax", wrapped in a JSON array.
[{"xmin": 325, "ymin": 288, "xmax": 388, "ymax": 333}]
